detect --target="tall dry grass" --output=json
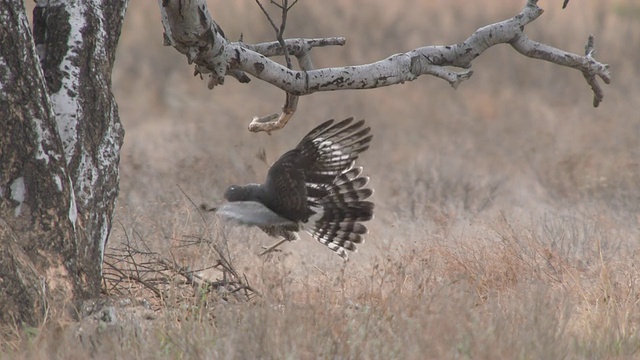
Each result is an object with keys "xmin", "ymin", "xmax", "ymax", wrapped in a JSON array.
[{"xmin": 3, "ymin": 0, "xmax": 640, "ymax": 358}]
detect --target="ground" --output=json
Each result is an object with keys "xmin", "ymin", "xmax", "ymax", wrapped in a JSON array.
[{"xmin": 2, "ymin": 0, "xmax": 640, "ymax": 359}]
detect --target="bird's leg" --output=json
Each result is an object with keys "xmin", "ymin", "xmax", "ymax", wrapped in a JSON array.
[
  {"xmin": 259, "ymin": 239, "xmax": 288, "ymax": 256},
  {"xmin": 259, "ymin": 231, "xmax": 300, "ymax": 256}
]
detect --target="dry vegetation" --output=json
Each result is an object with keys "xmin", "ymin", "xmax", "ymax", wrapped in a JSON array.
[{"xmin": 3, "ymin": 0, "xmax": 640, "ymax": 358}]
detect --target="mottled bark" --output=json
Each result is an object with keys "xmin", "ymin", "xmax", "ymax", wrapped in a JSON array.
[
  {"xmin": 0, "ymin": 0, "xmax": 127, "ymax": 325},
  {"xmin": 33, "ymin": 0, "xmax": 127, "ymax": 285},
  {"xmin": 159, "ymin": 0, "xmax": 610, "ymax": 133}
]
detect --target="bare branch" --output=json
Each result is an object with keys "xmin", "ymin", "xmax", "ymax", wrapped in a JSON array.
[
  {"xmin": 255, "ymin": 1, "xmax": 280, "ymax": 37},
  {"xmin": 275, "ymin": 0, "xmax": 293, "ymax": 70},
  {"xmin": 244, "ymin": 37, "xmax": 346, "ymax": 57},
  {"xmin": 159, "ymin": 0, "xmax": 610, "ymax": 133},
  {"xmin": 249, "ymin": 0, "xmax": 301, "ymax": 133},
  {"xmin": 583, "ymin": 35, "xmax": 607, "ymax": 107},
  {"xmin": 102, "ymin": 186, "xmax": 260, "ymax": 302},
  {"xmin": 510, "ymin": 33, "xmax": 609, "ymax": 107},
  {"xmin": 249, "ymin": 93, "xmax": 299, "ymax": 133}
]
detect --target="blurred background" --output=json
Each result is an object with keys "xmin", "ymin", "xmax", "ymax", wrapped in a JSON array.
[
  {"xmin": 12, "ymin": 1, "xmax": 640, "ymax": 357},
  {"xmin": 110, "ymin": 0, "xmax": 639, "ymax": 268}
]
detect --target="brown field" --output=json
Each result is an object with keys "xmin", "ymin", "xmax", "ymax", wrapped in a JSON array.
[{"xmin": 4, "ymin": 0, "xmax": 640, "ymax": 358}]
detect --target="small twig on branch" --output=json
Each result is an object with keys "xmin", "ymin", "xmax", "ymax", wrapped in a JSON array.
[
  {"xmin": 250, "ymin": 0, "xmax": 301, "ymax": 133},
  {"xmin": 249, "ymin": 94, "xmax": 298, "ymax": 133},
  {"xmin": 244, "ymin": 37, "xmax": 346, "ymax": 57},
  {"xmin": 582, "ymin": 35, "xmax": 607, "ymax": 107}
]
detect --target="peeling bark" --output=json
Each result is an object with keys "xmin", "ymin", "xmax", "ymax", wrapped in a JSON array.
[
  {"xmin": 0, "ymin": 0, "xmax": 127, "ymax": 325},
  {"xmin": 34, "ymin": 0, "xmax": 127, "ymax": 280}
]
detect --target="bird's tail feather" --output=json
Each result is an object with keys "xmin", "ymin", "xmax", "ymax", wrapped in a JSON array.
[{"xmin": 305, "ymin": 167, "xmax": 374, "ymax": 260}]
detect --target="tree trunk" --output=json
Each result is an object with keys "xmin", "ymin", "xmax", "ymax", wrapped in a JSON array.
[{"xmin": 0, "ymin": 0, "xmax": 127, "ymax": 325}]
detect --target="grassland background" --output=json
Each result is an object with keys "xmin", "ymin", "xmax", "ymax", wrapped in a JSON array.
[{"xmin": 4, "ymin": 0, "xmax": 640, "ymax": 358}]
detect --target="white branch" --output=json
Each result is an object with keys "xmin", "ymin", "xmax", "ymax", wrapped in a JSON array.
[{"xmin": 159, "ymin": 0, "xmax": 610, "ymax": 132}]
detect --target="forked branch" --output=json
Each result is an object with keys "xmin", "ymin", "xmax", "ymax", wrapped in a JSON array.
[{"xmin": 159, "ymin": 0, "xmax": 610, "ymax": 132}]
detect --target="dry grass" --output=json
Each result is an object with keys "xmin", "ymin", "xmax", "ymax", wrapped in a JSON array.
[{"xmin": 3, "ymin": 0, "xmax": 640, "ymax": 358}]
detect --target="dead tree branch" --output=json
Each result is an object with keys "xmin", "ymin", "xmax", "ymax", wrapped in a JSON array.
[
  {"xmin": 159, "ymin": 0, "xmax": 610, "ymax": 132},
  {"xmin": 103, "ymin": 228, "xmax": 260, "ymax": 303},
  {"xmin": 102, "ymin": 195, "xmax": 260, "ymax": 304}
]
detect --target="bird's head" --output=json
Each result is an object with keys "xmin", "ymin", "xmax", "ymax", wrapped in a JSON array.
[{"xmin": 224, "ymin": 185, "xmax": 258, "ymax": 202}]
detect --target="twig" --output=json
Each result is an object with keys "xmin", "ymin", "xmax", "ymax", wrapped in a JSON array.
[
  {"xmin": 176, "ymin": 184, "xmax": 258, "ymax": 297},
  {"xmin": 102, "ymin": 194, "xmax": 260, "ymax": 303},
  {"xmin": 582, "ymin": 35, "xmax": 607, "ymax": 107},
  {"xmin": 250, "ymin": 0, "xmax": 301, "ymax": 133}
]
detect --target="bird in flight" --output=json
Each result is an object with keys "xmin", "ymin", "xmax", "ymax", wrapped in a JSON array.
[{"xmin": 211, "ymin": 117, "xmax": 374, "ymax": 260}]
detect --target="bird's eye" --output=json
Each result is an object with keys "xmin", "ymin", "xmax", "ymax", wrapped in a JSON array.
[{"xmin": 224, "ymin": 185, "xmax": 241, "ymax": 201}]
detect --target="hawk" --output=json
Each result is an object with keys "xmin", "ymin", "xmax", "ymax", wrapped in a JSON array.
[{"xmin": 213, "ymin": 117, "xmax": 374, "ymax": 260}]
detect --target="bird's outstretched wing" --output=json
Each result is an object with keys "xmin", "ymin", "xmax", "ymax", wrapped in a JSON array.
[
  {"xmin": 297, "ymin": 118, "xmax": 372, "ymax": 180},
  {"xmin": 294, "ymin": 118, "xmax": 372, "ymax": 201},
  {"xmin": 263, "ymin": 118, "xmax": 373, "ymax": 223}
]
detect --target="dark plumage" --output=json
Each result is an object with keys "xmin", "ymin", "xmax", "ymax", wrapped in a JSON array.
[{"xmin": 216, "ymin": 117, "xmax": 374, "ymax": 260}]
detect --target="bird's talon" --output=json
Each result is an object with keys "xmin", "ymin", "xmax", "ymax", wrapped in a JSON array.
[{"xmin": 260, "ymin": 245, "xmax": 283, "ymax": 255}]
